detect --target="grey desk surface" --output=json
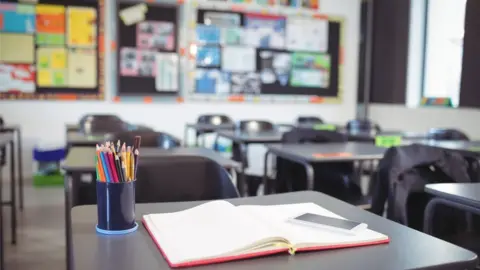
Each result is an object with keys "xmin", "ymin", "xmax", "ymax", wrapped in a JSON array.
[
  {"xmin": 66, "ymin": 123, "xmax": 80, "ymax": 132},
  {"xmin": 0, "ymin": 125, "xmax": 20, "ymax": 132},
  {"xmin": 63, "ymin": 147, "xmax": 241, "ymax": 172},
  {"xmin": 67, "ymin": 132, "xmax": 105, "ymax": 146},
  {"xmin": 0, "ymin": 133, "xmax": 13, "ymax": 146},
  {"xmin": 414, "ymin": 140, "xmax": 480, "ymax": 153},
  {"xmin": 266, "ymin": 142, "xmax": 387, "ymax": 162},
  {"xmin": 217, "ymin": 130, "xmax": 283, "ymax": 143},
  {"xmin": 186, "ymin": 123, "xmax": 235, "ymax": 131},
  {"xmin": 346, "ymin": 130, "xmax": 428, "ymax": 141},
  {"xmin": 425, "ymin": 183, "xmax": 480, "ymax": 209},
  {"xmin": 72, "ymin": 191, "xmax": 478, "ymax": 270}
]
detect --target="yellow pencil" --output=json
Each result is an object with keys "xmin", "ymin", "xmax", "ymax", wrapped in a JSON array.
[
  {"xmin": 126, "ymin": 146, "xmax": 131, "ymax": 181},
  {"xmin": 130, "ymin": 151, "xmax": 135, "ymax": 181}
]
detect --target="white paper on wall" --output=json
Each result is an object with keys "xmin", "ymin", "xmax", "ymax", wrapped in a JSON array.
[
  {"xmin": 221, "ymin": 46, "xmax": 256, "ymax": 72},
  {"xmin": 286, "ymin": 17, "xmax": 328, "ymax": 52}
]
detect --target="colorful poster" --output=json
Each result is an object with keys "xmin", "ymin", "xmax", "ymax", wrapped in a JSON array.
[
  {"xmin": 279, "ymin": 0, "xmax": 300, "ymax": 7},
  {"xmin": 259, "ymin": 50, "xmax": 291, "ymax": 86},
  {"xmin": 221, "ymin": 28, "xmax": 244, "ymax": 45},
  {"xmin": 196, "ymin": 46, "xmax": 221, "ymax": 67},
  {"xmin": 36, "ymin": 47, "xmax": 67, "ymax": 87},
  {"xmin": 68, "ymin": 49, "xmax": 97, "ymax": 88},
  {"xmin": 286, "ymin": 17, "xmax": 328, "ymax": 52},
  {"xmin": 204, "ymin": 12, "xmax": 241, "ymax": 27},
  {"xmin": 245, "ymin": 14, "xmax": 286, "ymax": 49},
  {"xmin": 0, "ymin": 64, "xmax": 35, "ymax": 93},
  {"xmin": 120, "ymin": 47, "xmax": 139, "ymax": 76},
  {"xmin": 302, "ymin": 0, "xmax": 319, "ymax": 9},
  {"xmin": 222, "ymin": 46, "xmax": 256, "ymax": 72},
  {"xmin": 67, "ymin": 7, "xmax": 97, "ymax": 47},
  {"xmin": 290, "ymin": 53, "xmax": 330, "ymax": 88},
  {"xmin": 137, "ymin": 21, "xmax": 175, "ymax": 50},
  {"xmin": 196, "ymin": 25, "xmax": 221, "ymax": 44},
  {"xmin": 0, "ymin": 4, "xmax": 35, "ymax": 33},
  {"xmin": 119, "ymin": 47, "xmax": 156, "ymax": 77},
  {"xmin": 231, "ymin": 72, "xmax": 261, "ymax": 94},
  {"xmin": 155, "ymin": 53, "xmax": 178, "ymax": 92},
  {"xmin": 36, "ymin": 4, "xmax": 65, "ymax": 45},
  {"xmin": 0, "ymin": 33, "xmax": 34, "ymax": 63},
  {"xmin": 195, "ymin": 69, "xmax": 230, "ymax": 94}
]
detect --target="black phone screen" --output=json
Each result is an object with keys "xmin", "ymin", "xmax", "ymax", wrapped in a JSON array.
[{"xmin": 294, "ymin": 213, "xmax": 361, "ymax": 230}]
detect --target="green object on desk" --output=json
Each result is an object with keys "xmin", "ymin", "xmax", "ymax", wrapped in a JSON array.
[
  {"xmin": 33, "ymin": 171, "xmax": 64, "ymax": 187},
  {"xmin": 375, "ymin": 135, "xmax": 402, "ymax": 148},
  {"xmin": 313, "ymin": 124, "xmax": 337, "ymax": 131},
  {"xmin": 468, "ymin": 146, "xmax": 480, "ymax": 152}
]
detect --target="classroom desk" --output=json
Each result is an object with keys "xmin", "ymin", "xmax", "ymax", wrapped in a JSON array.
[
  {"xmin": 215, "ymin": 130, "xmax": 283, "ymax": 195},
  {"xmin": 414, "ymin": 140, "xmax": 480, "ymax": 156},
  {"xmin": 63, "ymin": 146, "xmax": 241, "ymax": 270},
  {"xmin": 66, "ymin": 123, "xmax": 80, "ymax": 133},
  {"xmin": 262, "ymin": 142, "xmax": 386, "ymax": 193},
  {"xmin": 346, "ymin": 130, "xmax": 428, "ymax": 142},
  {"xmin": 71, "ymin": 191, "xmax": 478, "ymax": 270},
  {"xmin": 0, "ymin": 125, "xmax": 24, "ymax": 211},
  {"xmin": 184, "ymin": 123, "xmax": 235, "ymax": 147},
  {"xmin": 423, "ymin": 183, "xmax": 480, "ymax": 234},
  {"xmin": 66, "ymin": 132, "xmax": 105, "ymax": 147},
  {"xmin": 0, "ymin": 133, "xmax": 17, "ymax": 246}
]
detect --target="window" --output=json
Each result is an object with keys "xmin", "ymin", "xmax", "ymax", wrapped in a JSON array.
[{"xmin": 422, "ymin": 0, "xmax": 466, "ymax": 107}]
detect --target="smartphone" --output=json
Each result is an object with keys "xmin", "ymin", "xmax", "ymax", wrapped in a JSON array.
[{"xmin": 288, "ymin": 213, "xmax": 368, "ymax": 235}]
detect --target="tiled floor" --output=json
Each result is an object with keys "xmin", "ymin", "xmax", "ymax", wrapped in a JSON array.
[{"xmin": 3, "ymin": 181, "xmax": 65, "ymax": 270}]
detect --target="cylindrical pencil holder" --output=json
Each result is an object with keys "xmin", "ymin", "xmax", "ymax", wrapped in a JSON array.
[{"xmin": 96, "ymin": 180, "xmax": 138, "ymax": 235}]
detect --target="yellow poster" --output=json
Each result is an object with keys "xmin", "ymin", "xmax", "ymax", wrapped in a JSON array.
[
  {"xmin": 67, "ymin": 7, "xmax": 97, "ymax": 48},
  {"xmin": 36, "ymin": 47, "xmax": 67, "ymax": 87},
  {"xmin": 0, "ymin": 33, "xmax": 34, "ymax": 63},
  {"xmin": 67, "ymin": 49, "xmax": 97, "ymax": 88}
]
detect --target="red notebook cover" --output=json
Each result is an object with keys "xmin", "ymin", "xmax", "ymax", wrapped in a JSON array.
[{"xmin": 142, "ymin": 218, "xmax": 390, "ymax": 268}]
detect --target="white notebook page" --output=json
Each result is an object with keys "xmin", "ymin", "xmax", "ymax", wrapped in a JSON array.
[
  {"xmin": 144, "ymin": 200, "xmax": 282, "ymax": 264},
  {"xmin": 238, "ymin": 203, "xmax": 388, "ymax": 247}
]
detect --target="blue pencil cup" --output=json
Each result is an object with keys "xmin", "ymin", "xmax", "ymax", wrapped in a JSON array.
[{"xmin": 96, "ymin": 180, "xmax": 138, "ymax": 235}]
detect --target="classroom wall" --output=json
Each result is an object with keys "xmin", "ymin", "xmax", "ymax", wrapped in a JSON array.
[
  {"xmin": 0, "ymin": 0, "xmax": 361, "ymax": 178},
  {"xmin": 369, "ymin": 104, "xmax": 480, "ymax": 138}
]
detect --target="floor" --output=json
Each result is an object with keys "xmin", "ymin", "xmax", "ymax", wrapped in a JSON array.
[{"xmin": 3, "ymin": 181, "xmax": 65, "ymax": 270}]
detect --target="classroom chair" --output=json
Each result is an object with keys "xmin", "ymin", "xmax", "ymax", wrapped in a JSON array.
[
  {"xmin": 79, "ymin": 114, "xmax": 123, "ymax": 128},
  {"xmin": 345, "ymin": 119, "xmax": 381, "ymax": 133},
  {"xmin": 107, "ymin": 131, "xmax": 181, "ymax": 149},
  {"xmin": 296, "ymin": 116, "xmax": 324, "ymax": 124},
  {"xmin": 273, "ymin": 129, "xmax": 369, "ymax": 207},
  {"xmin": 427, "ymin": 128, "xmax": 470, "ymax": 141},
  {"xmin": 196, "ymin": 114, "xmax": 233, "ymax": 145},
  {"xmin": 80, "ymin": 115, "xmax": 128, "ymax": 135},
  {"xmin": 135, "ymin": 155, "xmax": 239, "ymax": 202},
  {"xmin": 237, "ymin": 120, "xmax": 275, "ymax": 133}
]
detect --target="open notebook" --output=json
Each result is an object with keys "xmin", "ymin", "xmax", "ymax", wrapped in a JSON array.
[{"xmin": 142, "ymin": 201, "xmax": 389, "ymax": 268}]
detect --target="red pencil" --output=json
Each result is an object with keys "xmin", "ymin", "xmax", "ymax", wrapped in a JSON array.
[{"xmin": 107, "ymin": 151, "xmax": 119, "ymax": 183}]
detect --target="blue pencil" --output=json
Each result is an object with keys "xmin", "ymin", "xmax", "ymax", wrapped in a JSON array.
[{"xmin": 100, "ymin": 151, "xmax": 112, "ymax": 183}]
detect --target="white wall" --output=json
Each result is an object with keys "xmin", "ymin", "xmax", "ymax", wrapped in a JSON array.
[
  {"xmin": 0, "ymin": 0, "xmax": 361, "ymax": 178},
  {"xmin": 369, "ymin": 104, "xmax": 480, "ymax": 138}
]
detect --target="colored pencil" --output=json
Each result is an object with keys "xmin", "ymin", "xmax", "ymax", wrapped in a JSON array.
[
  {"xmin": 126, "ymin": 146, "xmax": 131, "ymax": 181},
  {"xmin": 134, "ymin": 149, "xmax": 139, "ymax": 180},
  {"xmin": 100, "ymin": 151, "xmax": 112, "ymax": 183},
  {"xmin": 95, "ymin": 139, "xmax": 141, "ymax": 183},
  {"xmin": 107, "ymin": 151, "xmax": 119, "ymax": 183},
  {"xmin": 130, "ymin": 151, "xmax": 135, "ymax": 181}
]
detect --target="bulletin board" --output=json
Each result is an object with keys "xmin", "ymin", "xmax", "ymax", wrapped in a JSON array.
[
  {"xmin": 0, "ymin": 0, "xmax": 104, "ymax": 100},
  {"xmin": 115, "ymin": 2, "xmax": 183, "ymax": 102},
  {"xmin": 184, "ymin": 0, "xmax": 344, "ymax": 103}
]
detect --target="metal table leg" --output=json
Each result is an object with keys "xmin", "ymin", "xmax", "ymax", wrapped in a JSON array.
[
  {"xmin": 16, "ymin": 128, "xmax": 24, "ymax": 211},
  {"xmin": 9, "ymin": 140, "xmax": 16, "ymax": 245},
  {"xmin": 183, "ymin": 126, "xmax": 189, "ymax": 147},
  {"xmin": 64, "ymin": 174, "xmax": 73, "ymax": 270},
  {"xmin": 0, "ymin": 165, "xmax": 4, "ymax": 270}
]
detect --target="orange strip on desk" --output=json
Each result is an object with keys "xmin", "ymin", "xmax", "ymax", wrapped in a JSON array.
[{"xmin": 312, "ymin": 152, "xmax": 352, "ymax": 158}]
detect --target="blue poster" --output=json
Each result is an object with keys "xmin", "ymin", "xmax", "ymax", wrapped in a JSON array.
[
  {"xmin": 196, "ymin": 25, "xmax": 221, "ymax": 44},
  {"xmin": 196, "ymin": 46, "xmax": 221, "ymax": 67},
  {"xmin": 244, "ymin": 14, "xmax": 286, "ymax": 49},
  {"xmin": 195, "ymin": 69, "xmax": 230, "ymax": 94},
  {"xmin": 0, "ymin": 4, "xmax": 35, "ymax": 33}
]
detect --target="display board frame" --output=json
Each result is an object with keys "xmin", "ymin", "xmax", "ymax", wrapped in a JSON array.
[
  {"xmin": 183, "ymin": 0, "xmax": 344, "ymax": 103},
  {"xmin": 0, "ymin": 0, "xmax": 105, "ymax": 100}
]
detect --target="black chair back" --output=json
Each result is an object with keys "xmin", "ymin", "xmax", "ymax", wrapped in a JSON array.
[
  {"xmin": 283, "ymin": 128, "xmax": 346, "ymax": 143},
  {"xmin": 238, "ymin": 120, "xmax": 274, "ymax": 132},
  {"xmin": 79, "ymin": 114, "xmax": 122, "ymax": 127},
  {"xmin": 197, "ymin": 114, "xmax": 233, "ymax": 125},
  {"xmin": 0, "ymin": 116, "xmax": 5, "ymax": 166},
  {"xmin": 107, "ymin": 131, "xmax": 181, "ymax": 149},
  {"xmin": 80, "ymin": 116, "xmax": 127, "ymax": 135},
  {"xmin": 346, "ymin": 119, "xmax": 380, "ymax": 133},
  {"xmin": 135, "ymin": 155, "xmax": 239, "ymax": 202},
  {"xmin": 296, "ymin": 116, "xmax": 323, "ymax": 124},
  {"xmin": 427, "ymin": 128, "xmax": 469, "ymax": 141}
]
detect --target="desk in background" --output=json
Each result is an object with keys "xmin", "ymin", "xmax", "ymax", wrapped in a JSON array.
[
  {"xmin": 215, "ymin": 130, "xmax": 283, "ymax": 195},
  {"xmin": 66, "ymin": 132, "xmax": 105, "ymax": 147},
  {"xmin": 263, "ymin": 142, "xmax": 386, "ymax": 194},
  {"xmin": 184, "ymin": 123, "xmax": 235, "ymax": 147},
  {"xmin": 424, "ymin": 183, "xmax": 480, "ymax": 235},
  {"xmin": 62, "ymin": 146, "xmax": 241, "ymax": 270},
  {"xmin": 415, "ymin": 140, "xmax": 480, "ymax": 156},
  {"xmin": 66, "ymin": 124, "xmax": 80, "ymax": 133},
  {"xmin": 0, "ymin": 133, "xmax": 15, "ymax": 270},
  {"xmin": 71, "ymin": 191, "xmax": 478, "ymax": 270},
  {"xmin": 0, "ymin": 133, "xmax": 18, "ymax": 248}
]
